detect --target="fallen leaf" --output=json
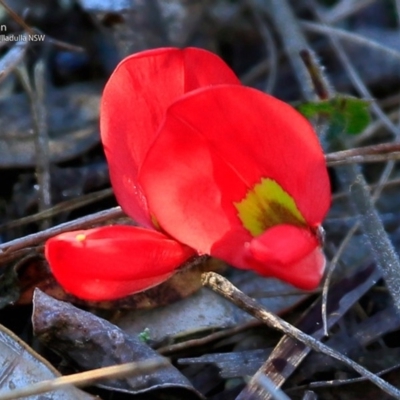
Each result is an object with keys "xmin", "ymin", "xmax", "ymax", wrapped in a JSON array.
[{"xmin": 32, "ymin": 289, "xmax": 204, "ymax": 398}]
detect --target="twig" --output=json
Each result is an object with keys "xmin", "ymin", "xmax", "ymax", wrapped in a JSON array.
[
  {"xmin": 296, "ymin": 363, "xmax": 400, "ymax": 390},
  {"xmin": 327, "ymin": 152, "xmax": 400, "ymax": 166},
  {"xmin": 302, "ymin": 21, "xmax": 400, "ymax": 61},
  {"xmin": 326, "ymin": 142, "xmax": 400, "ymax": 161},
  {"xmin": 0, "ymin": 358, "xmax": 169, "ymax": 400},
  {"xmin": 0, "ymin": 207, "xmax": 124, "ymax": 261},
  {"xmin": 201, "ymin": 272, "xmax": 400, "ymax": 399},
  {"xmin": 158, "ymin": 319, "xmax": 261, "ymax": 355},
  {"xmin": 299, "ymin": 49, "xmax": 332, "ymax": 100},
  {"xmin": 0, "ymin": 0, "xmax": 35, "ymax": 35}
]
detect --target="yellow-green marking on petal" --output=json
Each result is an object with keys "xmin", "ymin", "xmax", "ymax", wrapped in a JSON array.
[{"xmin": 234, "ymin": 178, "xmax": 306, "ymax": 236}]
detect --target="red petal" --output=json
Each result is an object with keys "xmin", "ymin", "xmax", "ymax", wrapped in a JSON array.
[
  {"xmin": 45, "ymin": 225, "xmax": 196, "ymax": 300},
  {"xmin": 100, "ymin": 47, "xmax": 240, "ymax": 227},
  {"xmin": 245, "ymin": 225, "xmax": 325, "ymax": 290},
  {"xmin": 140, "ymin": 85, "xmax": 330, "ymax": 252}
]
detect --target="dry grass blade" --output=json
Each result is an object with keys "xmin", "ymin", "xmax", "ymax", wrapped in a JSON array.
[
  {"xmin": 0, "ymin": 359, "xmax": 169, "ymax": 400},
  {"xmin": 202, "ymin": 272, "xmax": 400, "ymax": 399},
  {"xmin": 305, "ymin": 363, "xmax": 400, "ymax": 390}
]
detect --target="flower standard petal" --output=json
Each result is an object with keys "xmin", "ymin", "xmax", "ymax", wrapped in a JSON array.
[
  {"xmin": 139, "ymin": 85, "xmax": 330, "ymax": 288},
  {"xmin": 45, "ymin": 226, "xmax": 196, "ymax": 300},
  {"xmin": 100, "ymin": 47, "xmax": 240, "ymax": 227}
]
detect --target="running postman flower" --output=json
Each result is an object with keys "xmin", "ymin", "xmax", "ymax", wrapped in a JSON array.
[{"xmin": 45, "ymin": 47, "xmax": 240, "ymax": 300}]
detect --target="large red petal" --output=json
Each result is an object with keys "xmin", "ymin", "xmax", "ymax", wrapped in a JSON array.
[
  {"xmin": 140, "ymin": 85, "xmax": 330, "ymax": 251},
  {"xmin": 139, "ymin": 85, "xmax": 329, "ymax": 289},
  {"xmin": 45, "ymin": 225, "xmax": 196, "ymax": 300},
  {"xmin": 100, "ymin": 47, "xmax": 240, "ymax": 227}
]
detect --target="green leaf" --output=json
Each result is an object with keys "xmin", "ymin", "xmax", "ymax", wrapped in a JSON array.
[
  {"xmin": 298, "ymin": 96, "xmax": 371, "ymax": 136},
  {"xmin": 138, "ymin": 327, "xmax": 151, "ymax": 342}
]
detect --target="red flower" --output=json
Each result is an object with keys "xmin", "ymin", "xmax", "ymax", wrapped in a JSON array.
[
  {"xmin": 45, "ymin": 47, "xmax": 330, "ymax": 300},
  {"xmin": 137, "ymin": 85, "xmax": 331, "ymax": 290},
  {"xmin": 45, "ymin": 47, "xmax": 240, "ymax": 300}
]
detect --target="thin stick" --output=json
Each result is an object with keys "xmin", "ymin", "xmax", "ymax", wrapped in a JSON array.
[
  {"xmin": 0, "ymin": 207, "xmax": 123, "ymax": 259},
  {"xmin": 302, "ymin": 21, "xmax": 400, "ymax": 61},
  {"xmin": 326, "ymin": 142, "xmax": 400, "ymax": 161},
  {"xmin": 202, "ymin": 272, "xmax": 400, "ymax": 399},
  {"xmin": 0, "ymin": 359, "xmax": 169, "ymax": 400},
  {"xmin": 327, "ymin": 152, "xmax": 400, "ymax": 166},
  {"xmin": 0, "ymin": 0, "xmax": 35, "ymax": 35}
]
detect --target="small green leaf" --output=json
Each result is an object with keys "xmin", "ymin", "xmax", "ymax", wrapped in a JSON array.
[
  {"xmin": 138, "ymin": 327, "xmax": 151, "ymax": 342},
  {"xmin": 298, "ymin": 96, "xmax": 371, "ymax": 136}
]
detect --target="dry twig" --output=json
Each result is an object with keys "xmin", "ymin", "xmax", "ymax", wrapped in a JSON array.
[{"xmin": 0, "ymin": 359, "xmax": 169, "ymax": 400}]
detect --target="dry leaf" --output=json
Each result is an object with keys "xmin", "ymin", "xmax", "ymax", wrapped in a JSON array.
[{"xmin": 32, "ymin": 289, "xmax": 204, "ymax": 398}]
